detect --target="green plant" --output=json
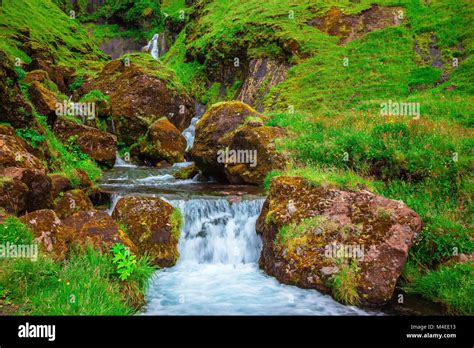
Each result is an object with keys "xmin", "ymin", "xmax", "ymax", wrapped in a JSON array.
[
  {"xmin": 69, "ymin": 77, "xmax": 83, "ymax": 91},
  {"xmin": 331, "ymin": 259, "xmax": 361, "ymax": 305},
  {"xmin": 0, "ymin": 217, "xmax": 33, "ymax": 245},
  {"xmin": 15, "ymin": 128, "xmax": 45, "ymax": 149},
  {"xmin": 111, "ymin": 243, "xmax": 137, "ymax": 281}
]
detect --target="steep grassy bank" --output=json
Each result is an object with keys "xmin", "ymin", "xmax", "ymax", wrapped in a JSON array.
[{"xmin": 168, "ymin": 0, "xmax": 473, "ymax": 313}]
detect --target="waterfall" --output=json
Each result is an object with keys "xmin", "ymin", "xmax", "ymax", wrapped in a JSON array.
[
  {"xmin": 169, "ymin": 198, "xmax": 264, "ymax": 264},
  {"xmin": 114, "ymin": 154, "xmax": 136, "ymax": 168},
  {"xmin": 145, "ymin": 197, "xmax": 372, "ymax": 315},
  {"xmin": 181, "ymin": 101, "xmax": 206, "ymax": 151},
  {"xmin": 142, "ymin": 33, "xmax": 166, "ymax": 60}
]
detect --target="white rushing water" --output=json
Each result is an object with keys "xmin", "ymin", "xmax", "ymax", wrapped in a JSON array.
[
  {"xmin": 143, "ymin": 33, "xmax": 166, "ymax": 60},
  {"xmin": 144, "ymin": 198, "xmax": 371, "ymax": 315}
]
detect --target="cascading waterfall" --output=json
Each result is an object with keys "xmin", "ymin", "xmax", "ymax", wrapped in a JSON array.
[
  {"xmin": 142, "ymin": 33, "xmax": 166, "ymax": 60},
  {"xmin": 144, "ymin": 198, "xmax": 371, "ymax": 315},
  {"xmin": 181, "ymin": 101, "xmax": 206, "ymax": 151}
]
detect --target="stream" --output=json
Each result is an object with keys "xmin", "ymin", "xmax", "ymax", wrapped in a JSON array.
[{"xmin": 99, "ymin": 103, "xmax": 377, "ymax": 316}]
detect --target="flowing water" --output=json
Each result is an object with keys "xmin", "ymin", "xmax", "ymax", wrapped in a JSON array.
[{"xmin": 99, "ymin": 106, "xmax": 376, "ymax": 316}]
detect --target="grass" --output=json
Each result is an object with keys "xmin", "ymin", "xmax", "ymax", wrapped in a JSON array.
[
  {"xmin": 331, "ymin": 259, "xmax": 361, "ymax": 306},
  {"xmin": 0, "ymin": 218, "xmax": 155, "ymax": 315},
  {"xmin": 0, "ymin": 0, "xmax": 107, "ymax": 77},
  {"xmin": 403, "ymin": 261, "xmax": 474, "ymax": 315}
]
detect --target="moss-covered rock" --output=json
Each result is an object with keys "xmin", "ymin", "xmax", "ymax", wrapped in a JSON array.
[
  {"xmin": 0, "ymin": 178, "xmax": 28, "ymax": 215},
  {"xmin": 131, "ymin": 117, "xmax": 187, "ymax": 166},
  {"xmin": 0, "ymin": 50, "xmax": 33, "ymax": 128},
  {"xmin": 53, "ymin": 117, "xmax": 117, "ymax": 168},
  {"xmin": 173, "ymin": 162, "xmax": 199, "ymax": 180},
  {"xmin": 28, "ymin": 81, "xmax": 60, "ymax": 126},
  {"xmin": 19, "ymin": 209, "xmax": 71, "ymax": 259},
  {"xmin": 0, "ymin": 134, "xmax": 45, "ymax": 171},
  {"xmin": 49, "ymin": 174, "xmax": 72, "ymax": 198},
  {"xmin": 80, "ymin": 58, "xmax": 195, "ymax": 145},
  {"xmin": 257, "ymin": 176, "xmax": 422, "ymax": 306},
  {"xmin": 54, "ymin": 189, "xmax": 94, "ymax": 219},
  {"xmin": 62, "ymin": 209, "xmax": 136, "ymax": 253},
  {"xmin": 191, "ymin": 101, "xmax": 286, "ymax": 184},
  {"xmin": 112, "ymin": 196, "xmax": 182, "ymax": 267},
  {"xmin": 0, "ymin": 167, "xmax": 52, "ymax": 214}
]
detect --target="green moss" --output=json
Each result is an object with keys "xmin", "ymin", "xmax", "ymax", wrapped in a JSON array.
[
  {"xmin": 169, "ymin": 208, "xmax": 183, "ymax": 241},
  {"xmin": 331, "ymin": 259, "xmax": 361, "ymax": 305}
]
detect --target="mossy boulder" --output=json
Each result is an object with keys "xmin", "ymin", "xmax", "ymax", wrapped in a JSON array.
[
  {"xmin": 53, "ymin": 117, "xmax": 117, "ymax": 168},
  {"xmin": 54, "ymin": 189, "xmax": 94, "ymax": 219},
  {"xmin": 28, "ymin": 81, "xmax": 59, "ymax": 126},
  {"xmin": 0, "ymin": 134, "xmax": 45, "ymax": 171},
  {"xmin": 19, "ymin": 209, "xmax": 72, "ymax": 259},
  {"xmin": 24, "ymin": 69, "xmax": 50, "ymax": 84},
  {"xmin": 257, "ymin": 176, "xmax": 422, "ymax": 306},
  {"xmin": 0, "ymin": 178, "xmax": 28, "ymax": 215},
  {"xmin": 112, "ymin": 196, "xmax": 182, "ymax": 267},
  {"xmin": 191, "ymin": 101, "xmax": 286, "ymax": 184},
  {"xmin": 224, "ymin": 124, "xmax": 287, "ymax": 185},
  {"xmin": 0, "ymin": 50, "xmax": 33, "ymax": 128},
  {"xmin": 80, "ymin": 59, "xmax": 195, "ymax": 145},
  {"xmin": 173, "ymin": 162, "xmax": 199, "ymax": 180},
  {"xmin": 0, "ymin": 167, "xmax": 52, "ymax": 214},
  {"xmin": 62, "ymin": 209, "xmax": 136, "ymax": 253},
  {"xmin": 131, "ymin": 117, "xmax": 187, "ymax": 166},
  {"xmin": 49, "ymin": 174, "xmax": 72, "ymax": 198}
]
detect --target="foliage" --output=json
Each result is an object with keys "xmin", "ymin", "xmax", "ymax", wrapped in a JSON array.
[
  {"xmin": 403, "ymin": 262, "xmax": 474, "ymax": 315},
  {"xmin": 15, "ymin": 128, "xmax": 45, "ymax": 149},
  {"xmin": 0, "ymin": 217, "xmax": 33, "ymax": 245},
  {"xmin": 111, "ymin": 243, "xmax": 137, "ymax": 281},
  {"xmin": 331, "ymin": 259, "xmax": 361, "ymax": 306}
]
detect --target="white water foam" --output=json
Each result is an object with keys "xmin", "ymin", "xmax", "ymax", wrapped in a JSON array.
[{"xmin": 145, "ymin": 198, "xmax": 372, "ymax": 315}]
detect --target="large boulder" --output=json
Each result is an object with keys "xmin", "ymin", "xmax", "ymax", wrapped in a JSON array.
[
  {"xmin": 54, "ymin": 189, "xmax": 93, "ymax": 219},
  {"xmin": 0, "ymin": 167, "xmax": 52, "ymax": 214},
  {"xmin": 80, "ymin": 59, "xmax": 195, "ymax": 144},
  {"xmin": 53, "ymin": 117, "xmax": 117, "ymax": 168},
  {"xmin": 191, "ymin": 101, "xmax": 286, "ymax": 184},
  {"xmin": 257, "ymin": 176, "xmax": 422, "ymax": 306},
  {"xmin": 0, "ymin": 134, "xmax": 45, "ymax": 171},
  {"xmin": 224, "ymin": 124, "xmax": 287, "ymax": 185},
  {"xmin": 19, "ymin": 209, "xmax": 72, "ymax": 259},
  {"xmin": 62, "ymin": 210, "xmax": 136, "ymax": 253},
  {"xmin": 112, "ymin": 196, "xmax": 182, "ymax": 267},
  {"xmin": 49, "ymin": 174, "xmax": 72, "ymax": 198},
  {"xmin": 28, "ymin": 81, "xmax": 59, "ymax": 126},
  {"xmin": 131, "ymin": 117, "xmax": 186, "ymax": 166},
  {"xmin": 0, "ymin": 50, "xmax": 33, "ymax": 128},
  {"xmin": 0, "ymin": 178, "xmax": 28, "ymax": 215}
]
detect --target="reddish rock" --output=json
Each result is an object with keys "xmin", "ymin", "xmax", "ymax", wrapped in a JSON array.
[
  {"xmin": 131, "ymin": 117, "xmax": 186, "ymax": 166},
  {"xmin": 191, "ymin": 101, "xmax": 286, "ymax": 184},
  {"xmin": 28, "ymin": 81, "xmax": 59, "ymax": 126},
  {"xmin": 49, "ymin": 174, "xmax": 72, "ymax": 198},
  {"xmin": 73, "ymin": 168, "xmax": 93, "ymax": 189},
  {"xmin": 112, "ymin": 196, "xmax": 182, "ymax": 267},
  {"xmin": 0, "ymin": 134, "xmax": 45, "ymax": 171},
  {"xmin": 173, "ymin": 162, "xmax": 199, "ymax": 180},
  {"xmin": 19, "ymin": 209, "xmax": 72, "ymax": 259},
  {"xmin": 62, "ymin": 209, "xmax": 136, "ymax": 253},
  {"xmin": 54, "ymin": 189, "xmax": 93, "ymax": 219},
  {"xmin": 0, "ymin": 178, "xmax": 28, "ymax": 215},
  {"xmin": 0, "ymin": 50, "xmax": 33, "ymax": 128},
  {"xmin": 80, "ymin": 59, "xmax": 195, "ymax": 144},
  {"xmin": 24, "ymin": 70, "xmax": 50, "ymax": 84},
  {"xmin": 53, "ymin": 117, "xmax": 117, "ymax": 168},
  {"xmin": 0, "ymin": 167, "xmax": 52, "ymax": 213},
  {"xmin": 257, "ymin": 176, "xmax": 422, "ymax": 306}
]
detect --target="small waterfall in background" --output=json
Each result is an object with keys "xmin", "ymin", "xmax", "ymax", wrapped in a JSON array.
[
  {"xmin": 142, "ymin": 33, "xmax": 167, "ymax": 60},
  {"xmin": 145, "ymin": 198, "xmax": 371, "ymax": 315},
  {"xmin": 182, "ymin": 101, "xmax": 206, "ymax": 151}
]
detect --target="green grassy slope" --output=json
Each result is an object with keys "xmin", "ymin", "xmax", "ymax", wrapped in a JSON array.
[{"xmin": 171, "ymin": 0, "xmax": 473, "ymax": 313}]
